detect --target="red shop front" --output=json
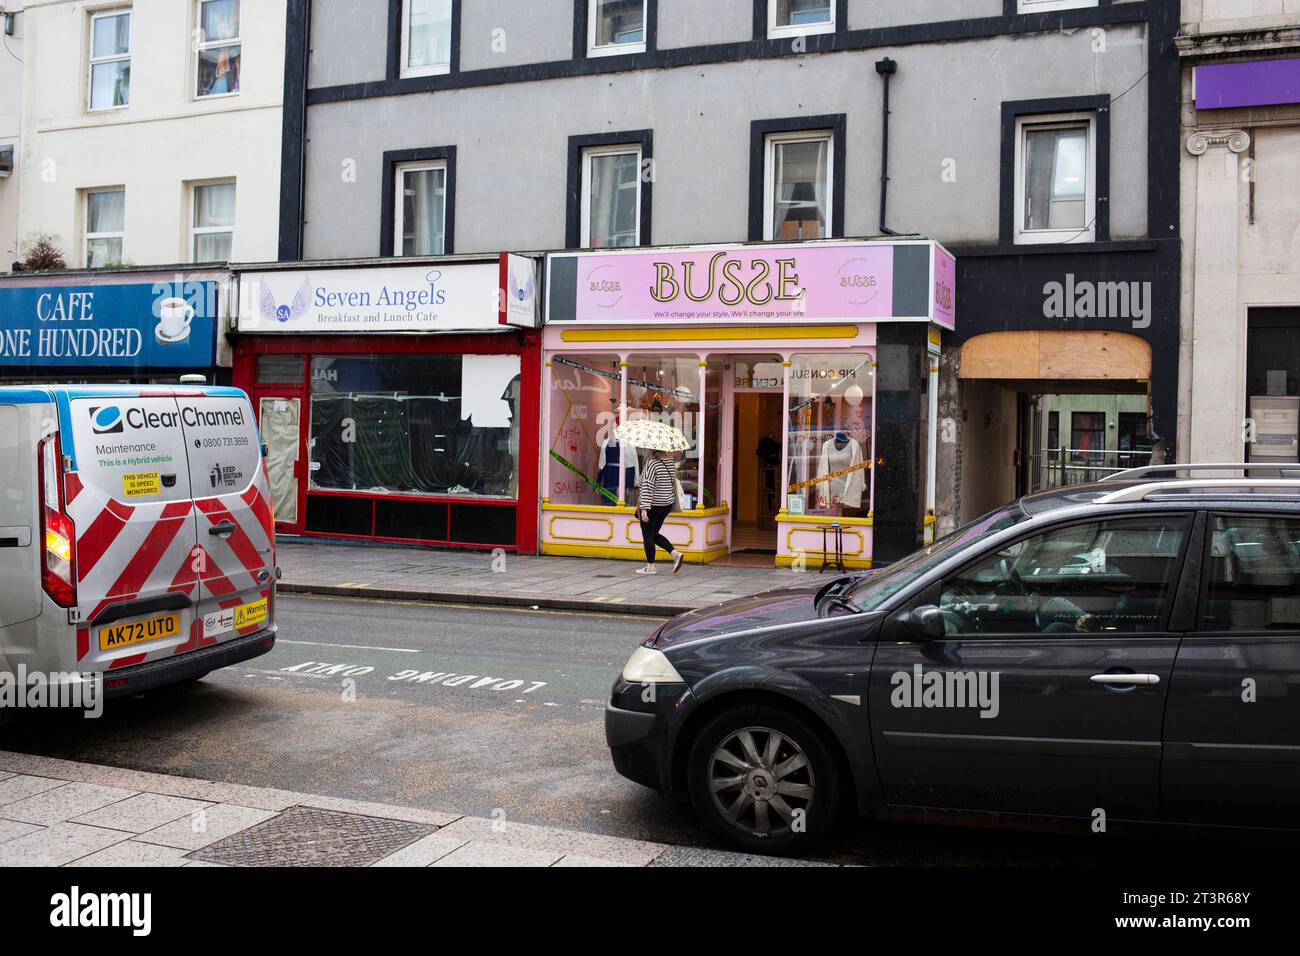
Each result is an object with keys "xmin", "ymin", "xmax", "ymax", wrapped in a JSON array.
[{"xmin": 231, "ymin": 256, "xmax": 541, "ymax": 554}]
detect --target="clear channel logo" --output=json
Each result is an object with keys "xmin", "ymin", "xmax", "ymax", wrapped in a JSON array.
[{"xmin": 89, "ymin": 405, "xmax": 124, "ymax": 435}]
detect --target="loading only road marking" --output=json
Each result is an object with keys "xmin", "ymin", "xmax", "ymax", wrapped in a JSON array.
[{"xmin": 278, "ymin": 660, "xmax": 548, "ymax": 695}]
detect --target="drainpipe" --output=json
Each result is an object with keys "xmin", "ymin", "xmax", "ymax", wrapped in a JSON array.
[{"xmin": 875, "ymin": 57, "xmax": 900, "ymax": 237}]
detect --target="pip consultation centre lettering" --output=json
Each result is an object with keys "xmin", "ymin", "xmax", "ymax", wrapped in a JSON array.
[
  {"xmin": 649, "ymin": 252, "xmax": 805, "ymax": 306},
  {"xmin": 0, "ymin": 291, "xmax": 143, "ymax": 360}
]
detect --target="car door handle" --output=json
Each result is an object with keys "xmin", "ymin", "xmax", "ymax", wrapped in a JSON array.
[
  {"xmin": 1090, "ymin": 673, "xmax": 1161, "ymax": 686},
  {"xmin": 209, "ymin": 520, "xmax": 238, "ymax": 536}
]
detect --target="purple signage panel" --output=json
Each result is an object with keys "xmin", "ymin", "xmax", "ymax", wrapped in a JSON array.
[
  {"xmin": 932, "ymin": 244, "xmax": 956, "ymax": 331},
  {"xmin": 1196, "ymin": 57, "xmax": 1300, "ymax": 110}
]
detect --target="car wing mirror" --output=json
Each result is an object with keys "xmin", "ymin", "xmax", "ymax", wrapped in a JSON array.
[{"xmin": 894, "ymin": 606, "xmax": 946, "ymax": 642}]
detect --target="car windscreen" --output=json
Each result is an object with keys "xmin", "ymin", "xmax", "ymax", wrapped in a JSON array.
[{"xmin": 843, "ymin": 502, "xmax": 1030, "ymax": 611}]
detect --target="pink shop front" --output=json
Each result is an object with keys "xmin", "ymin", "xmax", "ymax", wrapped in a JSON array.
[{"xmin": 540, "ymin": 239, "xmax": 956, "ymax": 568}]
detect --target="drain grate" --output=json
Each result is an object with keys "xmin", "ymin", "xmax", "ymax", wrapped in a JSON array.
[{"xmin": 187, "ymin": 806, "xmax": 436, "ymax": 867}]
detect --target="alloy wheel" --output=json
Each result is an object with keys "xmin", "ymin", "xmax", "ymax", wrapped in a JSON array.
[{"xmin": 707, "ymin": 725, "xmax": 816, "ymax": 837}]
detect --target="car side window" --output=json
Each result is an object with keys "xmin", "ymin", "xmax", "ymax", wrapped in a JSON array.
[
  {"xmin": 1202, "ymin": 514, "xmax": 1300, "ymax": 632},
  {"xmin": 937, "ymin": 517, "xmax": 1188, "ymax": 637}
]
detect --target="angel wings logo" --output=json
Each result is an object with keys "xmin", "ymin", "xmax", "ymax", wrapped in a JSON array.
[
  {"xmin": 257, "ymin": 277, "xmax": 314, "ymax": 325},
  {"xmin": 509, "ymin": 269, "xmax": 534, "ymax": 305}
]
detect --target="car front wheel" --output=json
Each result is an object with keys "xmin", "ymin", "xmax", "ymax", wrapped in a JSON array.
[{"xmin": 686, "ymin": 704, "xmax": 842, "ymax": 855}]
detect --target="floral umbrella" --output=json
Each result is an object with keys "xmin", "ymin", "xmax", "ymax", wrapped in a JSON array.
[{"xmin": 614, "ymin": 419, "xmax": 691, "ymax": 452}]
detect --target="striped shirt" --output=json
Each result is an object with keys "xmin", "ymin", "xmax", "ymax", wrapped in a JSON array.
[{"xmin": 639, "ymin": 456, "xmax": 678, "ymax": 507}]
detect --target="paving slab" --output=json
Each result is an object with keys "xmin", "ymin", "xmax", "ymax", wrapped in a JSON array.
[
  {"xmin": 0, "ymin": 782, "xmax": 137, "ymax": 826},
  {"xmin": 650, "ymin": 845, "xmax": 836, "ymax": 867},
  {"xmin": 135, "ymin": 803, "xmax": 280, "ymax": 851},
  {"xmin": 0, "ymin": 818, "xmax": 44, "ymax": 846},
  {"xmin": 431, "ymin": 842, "xmax": 562, "ymax": 867},
  {"xmin": 432, "ymin": 816, "xmax": 666, "ymax": 866},
  {"xmin": 0, "ymin": 822, "xmax": 132, "ymax": 867},
  {"xmin": 66, "ymin": 840, "xmax": 193, "ymax": 867},
  {"xmin": 0, "ymin": 774, "xmax": 68, "ymax": 806},
  {"xmin": 73, "ymin": 792, "xmax": 214, "ymax": 834},
  {"xmin": 371, "ymin": 834, "xmax": 468, "ymax": 867}
]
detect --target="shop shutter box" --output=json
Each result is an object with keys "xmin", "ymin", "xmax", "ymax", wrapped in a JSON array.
[{"xmin": 1249, "ymin": 396, "xmax": 1300, "ymax": 460}]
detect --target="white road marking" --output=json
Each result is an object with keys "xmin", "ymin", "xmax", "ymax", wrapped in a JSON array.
[{"xmin": 278, "ymin": 640, "xmax": 422, "ymax": 653}]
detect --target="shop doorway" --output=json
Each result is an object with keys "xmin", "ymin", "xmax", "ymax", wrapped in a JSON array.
[
  {"xmin": 732, "ymin": 392, "xmax": 784, "ymax": 553},
  {"xmin": 959, "ymin": 330, "xmax": 1155, "ymax": 522}
]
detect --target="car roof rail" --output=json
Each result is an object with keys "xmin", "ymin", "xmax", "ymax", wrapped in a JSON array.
[
  {"xmin": 1101, "ymin": 462, "xmax": 1300, "ymax": 481},
  {"xmin": 1094, "ymin": 478, "xmax": 1300, "ymax": 504}
]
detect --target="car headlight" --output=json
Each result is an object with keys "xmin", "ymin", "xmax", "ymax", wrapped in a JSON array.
[{"xmin": 621, "ymin": 646, "xmax": 684, "ymax": 684}]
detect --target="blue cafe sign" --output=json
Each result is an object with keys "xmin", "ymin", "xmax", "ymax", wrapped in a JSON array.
[{"xmin": 0, "ymin": 280, "xmax": 217, "ymax": 369}]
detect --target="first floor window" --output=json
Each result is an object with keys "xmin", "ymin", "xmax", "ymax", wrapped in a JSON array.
[
  {"xmin": 766, "ymin": 131, "xmax": 832, "ymax": 241},
  {"xmin": 1017, "ymin": 0, "xmax": 1098, "ymax": 13},
  {"xmin": 402, "ymin": 0, "xmax": 453, "ymax": 76},
  {"xmin": 89, "ymin": 9, "xmax": 131, "ymax": 110},
  {"xmin": 769, "ymin": 0, "xmax": 834, "ymax": 37},
  {"xmin": 310, "ymin": 354, "xmax": 521, "ymax": 500},
  {"xmin": 582, "ymin": 146, "xmax": 641, "ymax": 248},
  {"xmin": 395, "ymin": 162, "xmax": 447, "ymax": 256},
  {"xmin": 589, "ymin": 0, "xmax": 646, "ymax": 56},
  {"xmin": 84, "ymin": 188, "xmax": 125, "ymax": 267},
  {"xmin": 1015, "ymin": 112, "xmax": 1095, "ymax": 243},
  {"xmin": 196, "ymin": 0, "xmax": 241, "ymax": 97},
  {"xmin": 193, "ymin": 181, "xmax": 236, "ymax": 261}
]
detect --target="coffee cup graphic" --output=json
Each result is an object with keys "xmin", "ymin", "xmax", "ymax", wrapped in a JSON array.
[{"xmin": 157, "ymin": 297, "xmax": 194, "ymax": 344}]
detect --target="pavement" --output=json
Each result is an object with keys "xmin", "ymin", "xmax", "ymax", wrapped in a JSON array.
[
  {"xmin": 276, "ymin": 537, "xmax": 806, "ymax": 616},
  {"xmin": 0, "ymin": 750, "xmax": 829, "ymax": 867}
]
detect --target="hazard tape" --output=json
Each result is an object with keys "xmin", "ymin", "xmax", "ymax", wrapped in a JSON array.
[{"xmin": 786, "ymin": 459, "xmax": 871, "ymax": 494}]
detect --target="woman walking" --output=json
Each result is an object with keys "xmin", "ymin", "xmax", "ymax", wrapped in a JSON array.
[{"xmin": 636, "ymin": 450, "xmax": 684, "ymax": 575}]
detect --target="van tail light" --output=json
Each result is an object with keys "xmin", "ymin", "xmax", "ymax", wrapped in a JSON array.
[{"xmin": 38, "ymin": 435, "xmax": 77, "ymax": 608}]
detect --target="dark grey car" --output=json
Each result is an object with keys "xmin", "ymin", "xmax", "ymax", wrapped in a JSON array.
[{"xmin": 606, "ymin": 469, "xmax": 1300, "ymax": 853}]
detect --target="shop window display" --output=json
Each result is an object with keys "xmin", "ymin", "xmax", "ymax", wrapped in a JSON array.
[
  {"xmin": 309, "ymin": 354, "xmax": 520, "ymax": 499},
  {"xmin": 786, "ymin": 352, "xmax": 874, "ymax": 518},
  {"xmin": 547, "ymin": 354, "xmax": 625, "ymax": 505},
  {"xmin": 628, "ymin": 355, "xmax": 706, "ymax": 509}
]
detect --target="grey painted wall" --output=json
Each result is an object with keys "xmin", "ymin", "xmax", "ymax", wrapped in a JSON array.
[
  {"xmin": 461, "ymin": 0, "xmax": 576, "ymax": 70},
  {"xmin": 302, "ymin": 20, "xmax": 1149, "ymax": 259},
  {"xmin": 848, "ymin": 0, "xmax": 1003, "ymax": 30},
  {"xmin": 308, "ymin": 0, "xmax": 389, "ymax": 87},
  {"xmin": 658, "ymin": 0, "xmax": 754, "ymax": 49}
]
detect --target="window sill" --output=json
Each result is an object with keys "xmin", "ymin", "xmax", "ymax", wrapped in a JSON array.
[
  {"xmin": 767, "ymin": 23, "xmax": 836, "ymax": 40},
  {"xmin": 399, "ymin": 65, "xmax": 452, "ymax": 79},
  {"xmin": 586, "ymin": 42, "xmax": 648, "ymax": 59}
]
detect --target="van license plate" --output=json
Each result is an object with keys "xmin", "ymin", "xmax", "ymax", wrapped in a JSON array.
[{"xmin": 98, "ymin": 613, "xmax": 182, "ymax": 651}]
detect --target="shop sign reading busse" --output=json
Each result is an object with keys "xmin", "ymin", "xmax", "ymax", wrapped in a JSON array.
[{"xmin": 547, "ymin": 241, "xmax": 955, "ymax": 330}]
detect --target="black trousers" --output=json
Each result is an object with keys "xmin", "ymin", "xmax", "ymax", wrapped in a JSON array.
[{"xmin": 640, "ymin": 504, "xmax": 676, "ymax": 563}]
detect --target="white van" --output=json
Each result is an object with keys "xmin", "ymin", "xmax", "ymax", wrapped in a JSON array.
[{"xmin": 0, "ymin": 385, "xmax": 277, "ymax": 704}]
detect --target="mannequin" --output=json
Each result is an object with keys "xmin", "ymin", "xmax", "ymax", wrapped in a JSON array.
[
  {"xmin": 597, "ymin": 415, "xmax": 639, "ymax": 500},
  {"xmin": 815, "ymin": 432, "xmax": 865, "ymax": 510}
]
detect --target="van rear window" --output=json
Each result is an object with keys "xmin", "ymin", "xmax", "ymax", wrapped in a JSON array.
[{"xmin": 177, "ymin": 396, "xmax": 262, "ymax": 498}]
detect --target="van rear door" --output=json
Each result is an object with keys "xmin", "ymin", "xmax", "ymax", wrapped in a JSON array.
[
  {"xmin": 64, "ymin": 394, "xmax": 201, "ymax": 671},
  {"xmin": 176, "ymin": 391, "xmax": 275, "ymax": 648},
  {"xmin": 0, "ymin": 396, "xmax": 48, "ymax": 629}
]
